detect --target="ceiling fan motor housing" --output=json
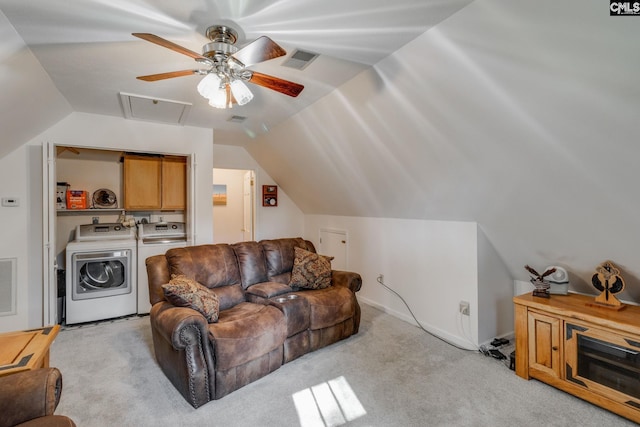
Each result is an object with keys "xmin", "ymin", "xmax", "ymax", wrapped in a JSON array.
[
  {"xmin": 202, "ymin": 25, "xmax": 239, "ymax": 61},
  {"xmin": 202, "ymin": 42, "xmax": 238, "ymax": 60}
]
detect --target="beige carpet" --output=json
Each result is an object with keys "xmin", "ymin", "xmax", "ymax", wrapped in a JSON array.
[{"xmin": 51, "ymin": 303, "xmax": 636, "ymax": 426}]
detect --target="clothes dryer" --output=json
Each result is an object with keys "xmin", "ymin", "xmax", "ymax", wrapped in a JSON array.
[{"xmin": 65, "ymin": 223, "xmax": 137, "ymax": 324}]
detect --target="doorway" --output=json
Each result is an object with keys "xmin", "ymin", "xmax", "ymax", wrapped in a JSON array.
[{"xmin": 212, "ymin": 168, "xmax": 255, "ymax": 243}]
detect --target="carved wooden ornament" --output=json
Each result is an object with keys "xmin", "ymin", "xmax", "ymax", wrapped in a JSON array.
[{"xmin": 591, "ymin": 260, "xmax": 626, "ymax": 308}]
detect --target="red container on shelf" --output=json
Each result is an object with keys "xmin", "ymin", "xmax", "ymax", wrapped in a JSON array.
[{"xmin": 66, "ymin": 190, "xmax": 88, "ymax": 209}]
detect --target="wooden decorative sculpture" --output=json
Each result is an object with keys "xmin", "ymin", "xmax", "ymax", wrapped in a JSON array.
[
  {"xmin": 525, "ymin": 265, "xmax": 556, "ymax": 298},
  {"xmin": 591, "ymin": 260, "xmax": 626, "ymax": 309}
]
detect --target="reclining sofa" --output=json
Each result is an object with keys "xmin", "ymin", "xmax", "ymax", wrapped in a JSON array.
[
  {"xmin": 145, "ymin": 237, "xmax": 362, "ymax": 408},
  {"xmin": 0, "ymin": 368, "xmax": 76, "ymax": 427}
]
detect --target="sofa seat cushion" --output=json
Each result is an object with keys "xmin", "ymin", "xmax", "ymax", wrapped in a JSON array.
[
  {"xmin": 208, "ymin": 302, "xmax": 287, "ymax": 370},
  {"xmin": 297, "ymin": 286, "xmax": 355, "ymax": 330}
]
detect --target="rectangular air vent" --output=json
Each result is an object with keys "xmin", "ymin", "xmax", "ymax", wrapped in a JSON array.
[
  {"xmin": 0, "ymin": 258, "xmax": 16, "ymax": 316},
  {"xmin": 120, "ymin": 92, "xmax": 192, "ymax": 126},
  {"xmin": 282, "ymin": 49, "xmax": 319, "ymax": 71},
  {"xmin": 228, "ymin": 115, "xmax": 247, "ymax": 123}
]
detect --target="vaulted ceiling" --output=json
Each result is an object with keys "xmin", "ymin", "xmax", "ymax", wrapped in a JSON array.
[
  {"xmin": 2, "ymin": 0, "xmax": 640, "ymax": 298},
  {"xmin": 0, "ymin": 0, "xmax": 472, "ymax": 152}
]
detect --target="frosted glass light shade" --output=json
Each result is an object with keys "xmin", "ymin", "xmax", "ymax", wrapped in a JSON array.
[
  {"xmin": 230, "ymin": 80, "xmax": 253, "ymax": 106},
  {"xmin": 208, "ymin": 88, "xmax": 227, "ymax": 109},
  {"xmin": 197, "ymin": 74, "xmax": 222, "ymax": 100}
]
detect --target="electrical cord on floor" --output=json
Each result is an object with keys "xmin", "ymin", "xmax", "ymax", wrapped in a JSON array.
[{"xmin": 377, "ymin": 276, "xmax": 479, "ymax": 352}]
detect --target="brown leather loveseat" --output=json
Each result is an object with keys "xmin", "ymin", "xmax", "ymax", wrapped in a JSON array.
[
  {"xmin": 0, "ymin": 368, "xmax": 76, "ymax": 427},
  {"xmin": 145, "ymin": 237, "xmax": 362, "ymax": 408}
]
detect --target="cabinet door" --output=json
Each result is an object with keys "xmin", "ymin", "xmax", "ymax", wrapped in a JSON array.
[
  {"xmin": 161, "ymin": 156, "xmax": 186, "ymax": 210},
  {"xmin": 123, "ymin": 155, "xmax": 162, "ymax": 210},
  {"xmin": 527, "ymin": 310, "xmax": 562, "ymax": 379}
]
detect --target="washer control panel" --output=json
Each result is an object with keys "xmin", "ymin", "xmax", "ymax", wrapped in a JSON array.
[
  {"xmin": 138, "ymin": 222, "xmax": 186, "ymax": 240},
  {"xmin": 76, "ymin": 223, "xmax": 136, "ymax": 241}
]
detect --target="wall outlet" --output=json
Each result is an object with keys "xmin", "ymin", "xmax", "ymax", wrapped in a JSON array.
[{"xmin": 459, "ymin": 301, "xmax": 470, "ymax": 316}]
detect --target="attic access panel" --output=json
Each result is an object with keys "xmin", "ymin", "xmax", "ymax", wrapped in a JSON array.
[{"xmin": 120, "ymin": 92, "xmax": 191, "ymax": 125}]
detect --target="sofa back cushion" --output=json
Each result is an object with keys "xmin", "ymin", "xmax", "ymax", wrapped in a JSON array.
[
  {"xmin": 260, "ymin": 238, "xmax": 311, "ymax": 284},
  {"xmin": 231, "ymin": 241, "xmax": 268, "ymax": 289},
  {"xmin": 165, "ymin": 244, "xmax": 244, "ymax": 309}
]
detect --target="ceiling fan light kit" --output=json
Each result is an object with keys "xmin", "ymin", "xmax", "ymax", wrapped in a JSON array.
[{"xmin": 134, "ymin": 24, "xmax": 304, "ymax": 110}]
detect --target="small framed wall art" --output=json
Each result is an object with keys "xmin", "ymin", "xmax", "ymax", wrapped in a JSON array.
[
  {"xmin": 262, "ymin": 185, "xmax": 278, "ymax": 207},
  {"xmin": 212, "ymin": 184, "xmax": 227, "ymax": 206}
]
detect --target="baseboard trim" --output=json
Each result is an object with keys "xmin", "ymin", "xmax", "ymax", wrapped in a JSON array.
[{"xmin": 357, "ymin": 296, "xmax": 478, "ymax": 351}]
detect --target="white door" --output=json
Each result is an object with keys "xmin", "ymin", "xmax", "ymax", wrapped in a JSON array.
[
  {"xmin": 319, "ymin": 229, "xmax": 348, "ymax": 271},
  {"xmin": 243, "ymin": 171, "xmax": 254, "ymax": 241}
]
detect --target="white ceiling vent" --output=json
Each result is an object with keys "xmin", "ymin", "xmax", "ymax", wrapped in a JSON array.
[
  {"xmin": 120, "ymin": 92, "xmax": 192, "ymax": 126},
  {"xmin": 282, "ymin": 49, "xmax": 319, "ymax": 71}
]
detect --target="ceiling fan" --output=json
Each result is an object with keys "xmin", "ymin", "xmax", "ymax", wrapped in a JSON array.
[{"xmin": 133, "ymin": 25, "xmax": 304, "ymax": 109}]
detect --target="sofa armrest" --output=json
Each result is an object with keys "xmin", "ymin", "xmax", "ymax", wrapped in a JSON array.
[
  {"xmin": 331, "ymin": 270, "xmax": 362, "ymax": 293},
  {"xmin": 0, "ymin": 368, "xmax": 62, "ymax": 427},
  {"xmin": 150, "ymin": 301, "xmax": 215, "ymax": 408},
  {"xmin": 151, "ymin": 301, "xmax": 210, "ymax": 350}
]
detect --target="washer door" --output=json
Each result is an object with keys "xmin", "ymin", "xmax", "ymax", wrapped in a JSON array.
[
  {"xmin": 71, "ymin": 250, "xmax": 131, "ymax": 300},
  {"xmin": 79, "ymin": 260, "xmax": 125, "ymax": 290}
]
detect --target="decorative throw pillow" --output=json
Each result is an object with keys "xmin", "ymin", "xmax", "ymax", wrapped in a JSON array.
[
  {"xmin": 289, "ymin": 247, "xmax": 334, "ymax": 290},
  {"xmin": 162, "ymin": 275, "xmax": 220, "ymax": 323}
]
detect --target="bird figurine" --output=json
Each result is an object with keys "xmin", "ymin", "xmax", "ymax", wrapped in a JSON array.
[
  {"xmin": 525, "ymin": 265, "xmax": 556, "ymax": 298},
  {"xmin": 591, "ymin": 261, "xmax": 625, "ymax": 308}
]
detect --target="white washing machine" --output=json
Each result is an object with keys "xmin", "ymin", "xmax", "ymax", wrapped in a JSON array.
[
  {"xmin": 137, "ymin": 222, "xmax": 187, "ymax": 314},
  {"xmin": 65, "ymin": 223, "xmax": 137, "ymax": 324}
]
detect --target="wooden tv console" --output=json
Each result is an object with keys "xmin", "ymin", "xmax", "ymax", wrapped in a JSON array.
[{"xmin": 514, "ymin": 292, "xmax": 640, "ymax": 423}]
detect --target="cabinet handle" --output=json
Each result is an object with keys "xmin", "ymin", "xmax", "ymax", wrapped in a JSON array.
[{"xmin": 552, "ymin": 346, "xmax": 558, "ymax": 351}]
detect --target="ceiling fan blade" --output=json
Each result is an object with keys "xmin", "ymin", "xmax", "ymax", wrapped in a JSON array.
[
  {"xmin": 132, "ymin": 33, "xmax": 208, "ymax": 61},
  {"xmin": 136, "ymin": 70, "xmax": 198, "ymax": 81},
  {"xmin": 249, "ymin": 72, "xmax": 304, "ymax": 97},
  {"xmin": 231, "ymin": 36, "xmax": 287, "ymax": 67}
]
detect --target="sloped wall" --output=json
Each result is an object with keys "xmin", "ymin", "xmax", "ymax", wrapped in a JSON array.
[
  {"xmin": 0, "ymin": 9, "xmax": 72, "ymax": 159},
  {"xmin": 245, "ymin": 0, "xmax": 640, "ymax": 301}
]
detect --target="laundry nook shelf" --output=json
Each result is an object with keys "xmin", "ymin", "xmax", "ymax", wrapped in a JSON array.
[{"xmin": 57, "ymin": 209, "xmax": 125, "ymax": 215}]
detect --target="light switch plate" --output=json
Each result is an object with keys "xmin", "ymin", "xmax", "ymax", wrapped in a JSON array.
[{"xmin": 1, "ymin": 197, "xmax": 19, "ymax": 207}]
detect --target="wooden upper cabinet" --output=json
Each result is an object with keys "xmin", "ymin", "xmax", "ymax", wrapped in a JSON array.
[
  {"xmin": 123, "ymin": 154, "xmax": 186, "ymax": 211},
  {"xmin": 161, "ymin": 156, "xmax": 187, "ymax": 210}
]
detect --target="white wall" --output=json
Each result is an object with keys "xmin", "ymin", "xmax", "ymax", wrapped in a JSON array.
[
  {"xmin": 305, "ymin": 215, "xmax": 483, "ymax": 349},
  {"xmin": 212, "ymin": 144, "xmax": 304, "ymax": 240},
  {"xmin": 0, "ymin": 147, "xmax": 36, "ymax": 329},
  {"xmin": 477, "ymin": 227, "xmax": 513, "ymax": 343},
  {"xmin": 212, "ymin": 168, "xmax": 246, "ymax": 244},
  {"xmin": 0, "ymin": 112, "xmax": 213, "ymax": 332}
]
